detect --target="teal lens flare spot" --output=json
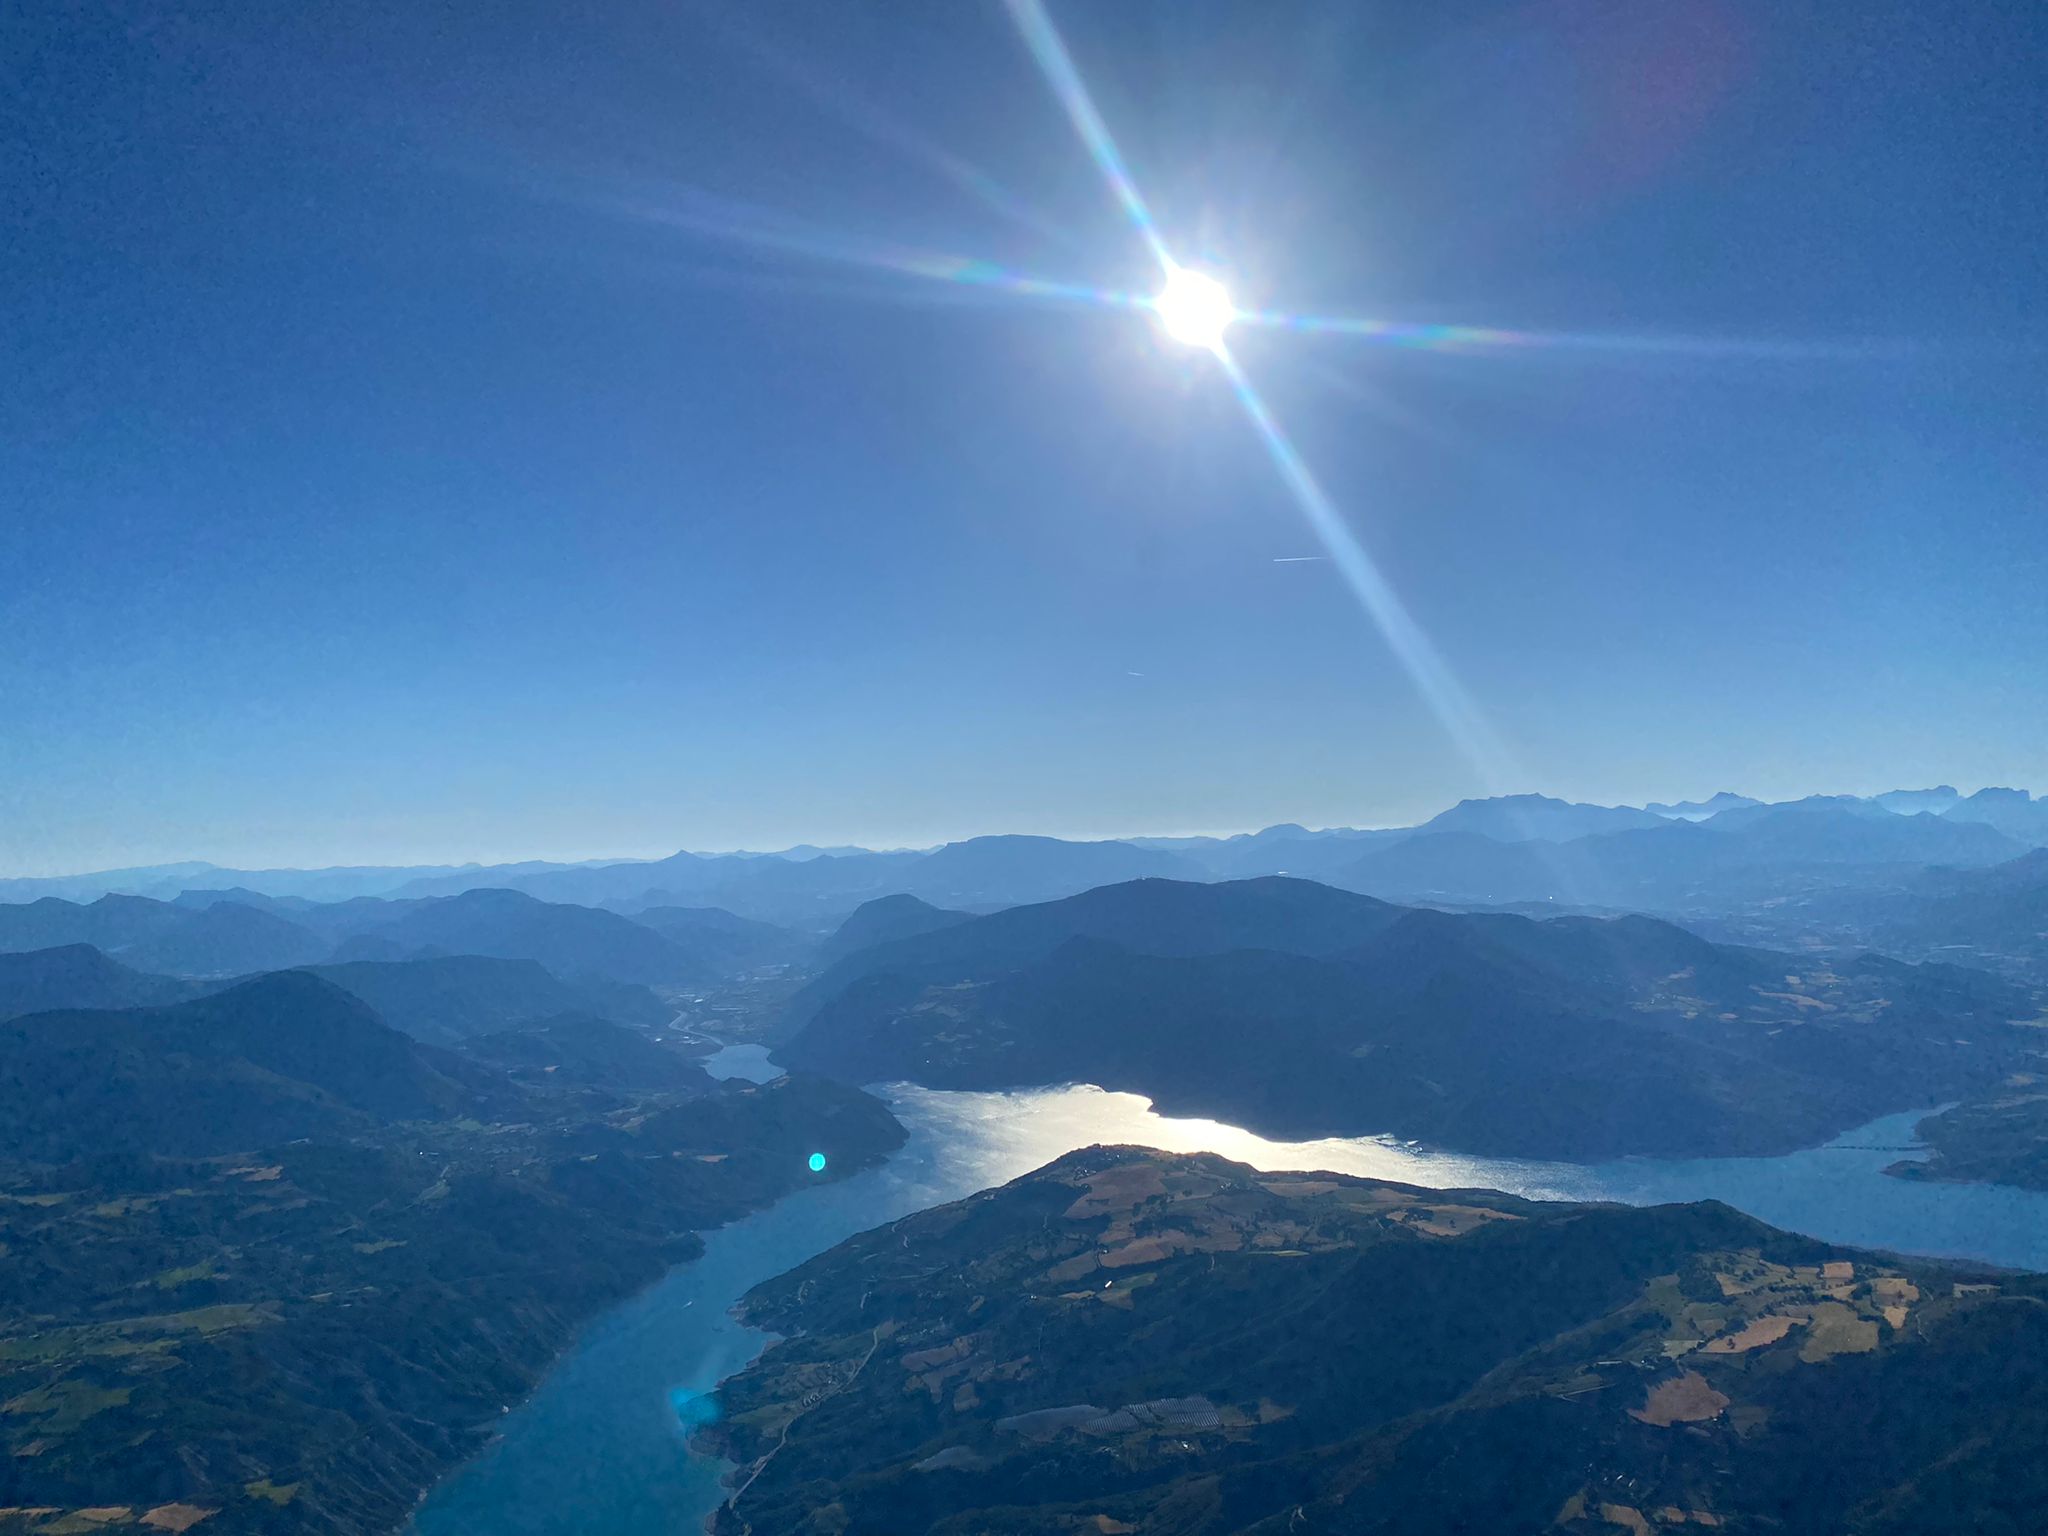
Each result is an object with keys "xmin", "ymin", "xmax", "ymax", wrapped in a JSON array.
[{"xmin": 807, "ymin": 1152, "xmax": 827, "ymax": 1173}]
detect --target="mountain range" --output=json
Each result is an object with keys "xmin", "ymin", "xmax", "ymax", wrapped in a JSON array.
[
  {"xmin": 0, "ymin": 894, "xmax": 327, "ymax": 975},
  {"xmin": 8, "ymin": 788, "xmax": 2044, "ymax": 932},
  {"xmin": 1332, "ymin": 798, "xmax": 2031, "ymax": 914},
  {"xmin": 7, "ymin": 845, "xmax": 2041, "ymax": 1168},
  {"xmin": 0, "ymin": 886, "xmax": 805, "ymax": 988}
]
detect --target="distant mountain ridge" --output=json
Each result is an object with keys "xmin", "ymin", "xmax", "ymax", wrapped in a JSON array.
[
  {"xmin": 1336, "ymin": 800, "xmax": 2029, "ymax": 912},
  {"xmin": 7, "ymin": 787, "xmax": 2044, "ymax": 931},
  {"xmin": 1944, "ymin": 785, "xmax": 2048, "ymax": 842},
  {"xmin": 330, "ymin": 887, "xmax": 704, "ymax": 985},
  {"xmin": 1418, "ymin": 793, "xmax": 1669, "ymax": 842},
  {"xmin": 0, "ymin": 893, "xmax": 327, "ymax": 975},
  {"xmin": 0, "ymin": 944, "xmax": 202, "ymax": 1020},
  {"xmin": 0, "ymin": 886, "xmax": 814, "ymax": 995},
  {"xmin": 1645, "ymin": 790, "xmax": 1761, "ymax": 819}
]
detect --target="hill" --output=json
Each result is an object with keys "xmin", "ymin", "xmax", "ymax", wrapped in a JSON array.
[
  {"xmin": 703, "ymin": 1146, "xmax": 2043, "ymax": 1536},
  {"xmin": 0, "ymin": 894, "xmax": 326, "ymax": 975},
  {"xmin": 0, "ymin": 972, "xmax": 493, "ymax": 1160},
  {"xmin": 1896, "ymin": 1090, "xmax": 2048, "ymax": 1191},
  {"xmin": 1873, "ymin": 847, "xmax": 2048, "ymax": 974},
  {"xmin": 296, "ymin": 955, "xmax": 671, "ymax": 1043},
  {"xmin": 0, "ymin": 944, "xmax": 200, "ymax": 1020},
  {"xmin": 787, "ymin": 876, "xmax": 1405, "ymax": 1029},
  {"xmin": 330, "ymin": 887, "xmax": 699, "ymax": 985},
  {"xmin": 820, "ymin": 894, "xmax": 974, "ymax": 963},
  {"xmin": 782, "ymin": 878, "xmax": 2039, "ymax": 1159},
  {"xmin": 457, "ymin": 1016, "xmax": 713, "ymax": 1093},
  {"xmin": 621, "ymin": 904, "xmax": 808, "ymax": 973}
]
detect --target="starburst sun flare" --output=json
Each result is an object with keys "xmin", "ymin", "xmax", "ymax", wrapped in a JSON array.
[
  {"xmin": 1153, "ymin": 265, "xmax": 1235, "ymax": 352},
  {"xmin": 580, "ymin": 0, "xmax": 1852, "ymax": 792}
]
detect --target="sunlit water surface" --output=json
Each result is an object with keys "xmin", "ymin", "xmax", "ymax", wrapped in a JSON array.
[{"xmin": 411, "ymin": 1081, "xmax": 2048, "ymax": 1536}]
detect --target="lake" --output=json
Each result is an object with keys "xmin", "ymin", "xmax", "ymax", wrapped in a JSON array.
[
  {"xmin": 700, "ymin": 1042, "xmax": 780, "ymax": 1084},
  {"xmin": 410, "ymin": 1081, "xmax": 2048, "ymax": 1536}
]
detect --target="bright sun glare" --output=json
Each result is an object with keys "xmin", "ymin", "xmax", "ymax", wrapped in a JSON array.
[{"xmin": 1153, "ymin": 265, "xmax": 1235, "ymax": 352}]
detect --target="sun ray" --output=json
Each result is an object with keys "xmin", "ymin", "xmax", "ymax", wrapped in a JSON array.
[
  {"xmin": 1215, "ymin": 348, "xmax": 1516, "ymax": 784},
  {"xmin": 700, "ymin": 8, "xmax": 1087, "ymax": 253},
  {"xmin": 1003, "ymin": 0, "xmax": 1512, "ymax": 781},
  {"xmin": 1002, "ymin": 0, "xmax": 1174, "ymax": 274},
  {"xmin": 1239, "ymin": 307, "xmax": 1891, "ymax": 361},
  {"xmin": 600, "ymin": 177, "xmax": 1151, "ymax": 313}
]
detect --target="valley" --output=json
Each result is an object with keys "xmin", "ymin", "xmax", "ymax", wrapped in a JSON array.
[{"xmin": 0, "ymin": 979, "xmax": 903, "ymax": 1536}]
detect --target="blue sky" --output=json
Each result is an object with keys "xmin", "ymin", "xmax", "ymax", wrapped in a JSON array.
[{"xmin": 4, "ymin": 0, "xmax": 2044, "ymax": 874}]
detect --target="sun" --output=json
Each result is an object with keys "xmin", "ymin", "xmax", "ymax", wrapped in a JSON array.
[{"xmin": 1153, "ymin": 265, "xmax": 1235, "ymax": 352}]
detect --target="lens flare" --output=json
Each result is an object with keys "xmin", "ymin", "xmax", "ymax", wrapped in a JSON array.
[
  {"xmin": 527, "ymin": 0, "xmax": 1869, "ymax": 794},
  {"xmin": 1002, "ymin": 0, "xmax": 1517, "ymax": 784}
]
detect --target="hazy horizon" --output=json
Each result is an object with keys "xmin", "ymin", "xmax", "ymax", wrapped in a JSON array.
[{"xmin": 5, "ymin": 776, "xmax": 2034, "ymax": 882}]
